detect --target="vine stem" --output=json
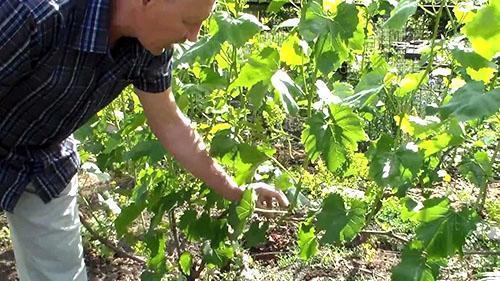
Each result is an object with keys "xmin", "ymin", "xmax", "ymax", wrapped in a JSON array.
[
  {"xmin": 79, "ymin": 212, "xmax": 146, "ymax": 264},
  {"xmin": 359, "ymin": 6, "xmax": 370, "ymax": 75},
  {"xmin": 169, "ymin": 211, "xmax": 182, "ymax": 260},
  {"xmin": 477, "ymin": 138, "xmax": 500, "ymax": 211},
  {"xmin": 395, "ymin": 0, "xmax": 446, "ymax": 143},
  {"xmin": 254, "ymin": 207, "xmax": 289, "ymax": 215},
  {"xmin": 360, "ymin": 230, "xmax": 409, "ymax": 243},
  {"xmin": 463, "ymin": 251, "xmax": 500, "ymax": 256}
]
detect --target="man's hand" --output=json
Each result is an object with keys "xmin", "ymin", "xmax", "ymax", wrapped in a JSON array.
[{"xmin": 244, "ymin": 182, "xmax": 289, "ymax": 209}]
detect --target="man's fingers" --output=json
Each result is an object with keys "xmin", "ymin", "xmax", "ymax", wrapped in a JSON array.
[
  {"xmin": 275, "ymin": 191, "xmax": 289, "ymax": 208},
  {"xmin": 256, "ymin": 199, "xmax": 265, "ymax": 209},
  {"xmin": 265, "ymin": 197, "xmax": 273, "ymax": 208}
]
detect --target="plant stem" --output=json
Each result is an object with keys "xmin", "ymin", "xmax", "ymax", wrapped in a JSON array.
[
  {"xmin": 360, "ymin": 230, "xmax": 409, "ymax": 243},
  {"xmin": 169, "ymin": 211, "xmax": 182, "ymax": 260},
  {"xmin": 359, "ymin": 7, "xmax": 370, "ymax": 75},
  {"xmin": 267, "ymin": 155, "xmax": 298, "ymax": 183},
  {"xmin": 477, "ymin": 139, "xmax": 500, "ymax": 211},
  {"xmin": 363, "ymin": 186, "xmax": 385, "ymax": 229},
  {"xmin": 79, "ymin": 212, "xmax": 146, "ymax": 264},
  {"xmin": 396, "ymin": 0, "xmax": 446, "ymax": 143}
]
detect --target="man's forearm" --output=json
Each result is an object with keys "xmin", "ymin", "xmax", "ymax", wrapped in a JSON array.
[{"xmin": 150, "ymin": 111, "xmax": 243, "ymax": 201}]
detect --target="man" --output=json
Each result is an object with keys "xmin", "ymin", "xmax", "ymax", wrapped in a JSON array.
[{"xmin": 0, "ymin": 0, "xmax": 289, "ymax": 280}]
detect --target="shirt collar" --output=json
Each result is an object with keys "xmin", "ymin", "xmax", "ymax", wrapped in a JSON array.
[{"xmin": 70, "ymin": 0, "xmax": 111, "ymax": 54}]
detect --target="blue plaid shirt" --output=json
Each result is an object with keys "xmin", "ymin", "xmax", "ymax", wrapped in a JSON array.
[{"xmin": 0, "ymin": 0, "xmax": 173, "ymax": 212}]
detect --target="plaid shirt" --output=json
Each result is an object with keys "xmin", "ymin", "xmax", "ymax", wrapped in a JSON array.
[{"xmin": 0, "ymin": 0, "xmax": 173, "ymax": 212}]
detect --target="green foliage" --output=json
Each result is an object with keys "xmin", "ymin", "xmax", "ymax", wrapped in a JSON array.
[
  {"xmin": 297, "ymin": 223, "xmax": 318, "ymax": 260},
  {"xmin": 230, "ymin": 47, "xmax": 279, "ymax": 90},
  {"xmin": 439, "ymin": 82, "xmax": 500, "ymax": 122},
  {"xmin": 302, "ymin": 104, "xmax": 366, "ymax": 173},
  {"xmin": 179, "ymin": 252, "xmax": 193, "ymax": 275},
  {"xmin": 463, "ymin": 1, "xmax": 500, "ymax": 60},
  {"xmin": 244, "ymin": 221, "xmax": 269, "ymax": 248},
  {"xmin": 391, "ymin": 248, "xmax": 442, "ymax": 281},
  {"xmin": 368, "ymin": 134, "xmax": 423, "ymax": 195},
  {"xmin": 315, "ymin": 193, "xmax": 365, "ymax": 244},
  {"xmin": 229, "ymin": 188, "xmax": 256, "ymax": 239},
  {"xmin": 383, "ymin": 0, "xmax": 418, "ymax": 30}
]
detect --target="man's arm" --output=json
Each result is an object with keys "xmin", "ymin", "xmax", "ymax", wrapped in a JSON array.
[
  {"xmin": 136, "ymin": 88, "xmax": 244, "ymax": 201},
  {"xmin": 136, "ymin": 88, "xmax": 289, "ymax": 207}
]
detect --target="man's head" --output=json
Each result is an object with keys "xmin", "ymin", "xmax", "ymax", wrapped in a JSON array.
[{"xmin": 111, "ymin": 0, "xmax": 216, "ymax": 55}]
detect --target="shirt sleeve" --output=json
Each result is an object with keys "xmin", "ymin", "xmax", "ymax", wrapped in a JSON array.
[
  {"xmin": 0, "ymin": 0, "xmax": 36, "ymax": 86},
  {"xmin": 132, "ymin": 48, "xmax": 174, "ymax": 93}
]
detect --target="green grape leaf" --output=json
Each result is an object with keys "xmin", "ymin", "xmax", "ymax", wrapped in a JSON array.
[
  {"xmin": 369, "ymin": 134, "xmax": 423, "ymax": 193},
  {"xmin": 415, "ymin": 198, "xmax": 451, "ymax": 223},
  {"xmin": 123, "ymin": 140, "xmax": 166, "ymax": 162},
  {"xmin": 214, "ymin": 12, "xmax": 268, "ymax": 47},
  {"xmin": 414, "ymin": 207, "xmax": 479, "ymax": 257},
  {"xmin": 331, "ymin": 82, "xmax": 355, "ymax": 99},
  {"xmin": 383, "ymin": 0, "xmax": 418, "ymax": 30},
  {"xmin": 229, "ymin": 189, "xmax": 256, "ymax": 239},
  {"xmin": 316, "ymin": 49, "xmax": 340, "ymax": 75},
  {"xmin": 140, "ymin": 271, "xmax": 163, "ymax": 281},
  {"xmin": 244, "ymin": 221, "xmax": 269, "ymax": 248},
  {"xmin": 179, "ymin": 210, "xmax": 202, "ymax": 241},
  {"xmin": 297, "ymin": 223, "xmax": 318, "ymax": 260},
  {"xmin": 179, "ymin": 210, "xmax": 228, "ymax": 243},
  {"xmin": 210, "ymin": 128, "xmax": 238, "ymax": 157},
  {"xmin": 247, "ymin": 82, "xmax": 268, "ymax": 110},
  {"xmin": 314, "ymin": 35, "xmax": 345, "ymax": 75},
  {"xmin": 145, "ymin": 230, "xmax": 167, "ymax": 272},
  {"xmin": 148, "ymin": 192, "xmax": 180, "ymax": 229},
  {"xmin": 391, "ymin": 248, "xmax": 440, "ymax": 281},
  {"xmin": 280, "ymin": 33, "xmax": 309, "ymax": 66},
  {"xmin": 179, "ymin": 12, "xmax": 266, "ymax": 65},
  {"xmin": 221, "ymin": 144, "xmax": 273, "ymax": 185},
  {"xmin": 302, "ymin": 105, "xmax": 366, "ymax": 172},
  {"xmin": 463, "ymin": 1, "xmax": 500, "ymax": 60},
  {"xmin": 315, "ymin": 193, "xmax": 365, "ymax": 244},
  {"xmin": 179, "ymin": 252, "xmax": 193, "ymax": 275},
  {"xmin": 459, "ymin": 151, "xmax": 492, "ymax": 188},
  {"xmin": 267, "ymin": 0, "xmax": 288, "ymax": 13},
  {"xmin": 346, "ymin": 71, "xmax": 386, "ymax": 107},
  {"xmin": 418, "ymin": 133, "xmax": 453, "ymax": 158},
  {"xmin": 274, "ymin": 172, "xmax": 295, "ymax": 192},
  {"xmin": 271, "ymin": 70, "xmax": 302, "ymax": 116},
  {"xmin": 395, "ymin": 72, "xmax": 427, "ymax": 97},
  {"xmin": 298, "ymin": 0, "xmax": 331, "ymax": 41},
  {"xmin": 397, "ymin": 115, "xmax": 442, "ymax": 140},
  {"xmin": 202, "ymin": 242, "xmax": 235, "ymax": 268},
  {"xmin": 237, "ymin": 188, "xmax": 256, "ymax": 221},
  {"xmin": 177, "ymin": 34, "xmax": 223, "ymax": 65},
  {"xmin": 451, "ymin": 49, "xmax": 498, "ymax": 70},
  {"xmin": 115, "ymin": 202, "xmax": 146, "ymax": 237},
  {"xmin": 231, "ymin": 47, "xmax": 279, "ymax": 90},
  {"xmin": 439, "ymin": 81, "xmax": 500, "ymax": 121},
  {"xmin": 331, "ymin": 2, "xmax": 359, "ymax": 40}
]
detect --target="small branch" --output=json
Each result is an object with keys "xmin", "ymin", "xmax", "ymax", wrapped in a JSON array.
[
  {"xmin": 192, "ymin": 260, "xmax": 206, "ymax": 279},
  {"xmin": 250, "ymin": 251, "xmax": 288, "ymax": 258},
  {"xmin": 463, "ymin": 251, "xmax": 500, "ymax": 256},
  {"xmin": 254, "ymin": 207, "xmax": 289, "ymax": 215},
  {"xmin": 169, "ymin": 211, "xmax": 182, "ymax": 260},
  {"xmin": 350, "ymin": 260, "xmax": 376, "ymax": 275},
  {"xmin": 79, "ymin": 212, "xmax": 146, "ymax": 265},
  {"xmin": 360, "ymin": 230, "xmax": 410, "ymax": 244}
]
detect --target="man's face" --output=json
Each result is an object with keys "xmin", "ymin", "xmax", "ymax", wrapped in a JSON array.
[{"xmin": 135, "ymin": 0, "xmax": 215, "ymax": 55}]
